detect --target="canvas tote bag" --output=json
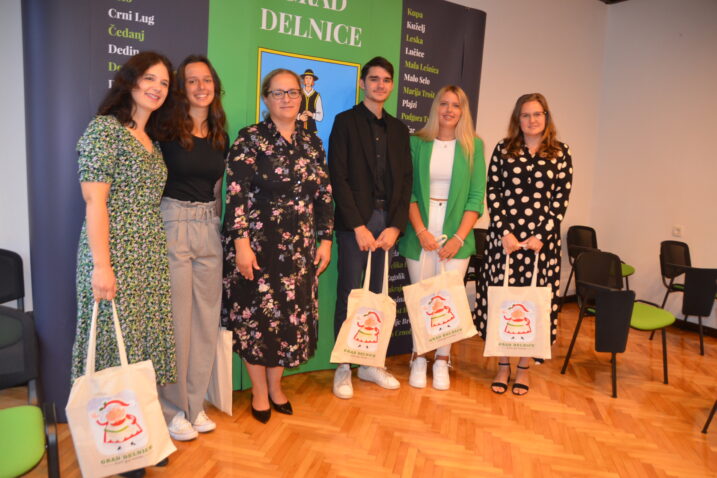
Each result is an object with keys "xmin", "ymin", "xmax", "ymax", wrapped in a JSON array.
[
  {"xmin": 206, "ymin": 327, "xmax": 233, "ymax": 416},
  {"xmin": 66, "ymin": 301, "xmax": 175, "ymax": 477},
  {"xmin": 483, "ymin": 251, "xmax": 552, "ymax": 359},
  {"xmin": 403, "ymin": 251, "xmax": 477, "ymax": 355},
  {"xmin": 330, "ymin": 251, "xmax": 396, "ymax": 367}
]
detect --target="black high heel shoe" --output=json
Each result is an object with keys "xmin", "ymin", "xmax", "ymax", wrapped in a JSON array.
[
  {"xmin": 251, "ymin": 395, "xmax": 271, "ymax": 423},
  {"xmin": 269, "ymin": 397, "xmax": 293, "ymax": 415},
  {"xmin": 119, "ymin": 469, "xmax": 146, "ymax": 478},
  {"xmin": 491, "ymin": 362, "xmax": 511, "ymax": 394},
  {"xmin": 512, "ymin": 365, "xmax": 530, "ymax": 396}
]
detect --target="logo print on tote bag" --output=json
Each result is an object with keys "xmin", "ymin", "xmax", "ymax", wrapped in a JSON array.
[
  {"xmin": 499, "ymin": 302, "xmax": 537, "ymax": 342},
  {"xmin": 88, "ymin": 391, "xmax": 148, "ymax": 455},
  {"xmin": 421, "ymin": 292, "xmax": 458, "ymax": 336},
  {"xmin": 348, "ymin": 308, "xmax": 383, "ymax": 351}
]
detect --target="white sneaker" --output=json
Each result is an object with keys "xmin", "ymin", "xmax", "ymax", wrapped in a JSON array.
[
  {"xmin": 432, "ymin": 359, "xmax": 450, "ymax": 391},
  {"xmin": 357, "ymin": 366, "xmax": 400, "ymax": 389},
  {"xmin": 409, "ymin": 357, "xmax": 427, "ymax": 388},
  {"xmin": 333, "ymin": 364, "xmax": 354, "ymax": 399},
  {"xmin": 192, "ymin": 410, "xmax": 216, "ymax": 433},
  {"xmin": 168, "ymin": 412, "xmax": 198, "ymax": 441}
]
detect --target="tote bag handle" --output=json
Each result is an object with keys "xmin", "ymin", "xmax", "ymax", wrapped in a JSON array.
[
  {"xmin": 417, "ymin": 234, "xmax": 449, "ymax": 280},
  {"xmin": 503, "ymin": 248, "xmax": 541, "ymax": 288},
  {"xmin": 85, "ymin": 300, "xmax": 129, "ymax": 377},
  {"xmin": 363, "ymin": 250, "xmax": 391, "ymax": 296}
]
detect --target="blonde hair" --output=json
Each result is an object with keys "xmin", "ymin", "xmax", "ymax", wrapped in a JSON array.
[{"xmin": 415, "ymin": 85, "xmax": 477, "ymax": 166}]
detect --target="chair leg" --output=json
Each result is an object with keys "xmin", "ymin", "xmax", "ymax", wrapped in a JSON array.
[
  {"xmin": 698, "ymin": 316, "xmax": 704, "ymax": 356},
  {"xmin": 561, "ymin": 307, "xmax": 586, "ymax": 374},
  {"xmin": 43, "ymin": 402, "xmax": 60, "ymax": 478},
  {"xmin": 649, "ymin": 330, "xmax": 655, "ymax": 341},
  {"xmin": 559, "ymin": 266, "xmax": 575, "ymax": 312},
  {"xmin": 660, "ymin": 289, "xmax": 671, "ymax": 309},
  {"xmin": 703, "ymin": 400, "xmax": 717, "ymax": 433},
  {"xmin": 661, "ymin": 328, "xmax": 669, "ymax": 385},
  {"xmin": 611, "ymin": 352, "xmax": 618, "ymax": 399}
]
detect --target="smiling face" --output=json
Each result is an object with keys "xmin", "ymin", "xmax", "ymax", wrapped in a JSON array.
[
  {"xmin": 437, "ymin": 90, "xmax": 462, "ymax": 132},
  {"xmin": 131, "ymin": 62, "xmax": 169, "ymax": 115},
  {"xmin": 302, "ymin": 75, "xmax": 314, "ymax": 89},
  {"xmin": 184, "ymin": 61, "xmax": 215, "ymax": 110},
  {"xmin": 519, "ymin": 100, "xmax": 547, "ymax": 140},
  {"xmin": 264, "ymin": 72, "xmax": 302, "ymax": 124},
  {"xmin": 360, "ymin": 66, "xmax": 394, "ymax": 106}
]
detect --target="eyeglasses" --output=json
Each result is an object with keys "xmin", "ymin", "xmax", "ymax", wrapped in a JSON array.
[
  {"xmin": 268, "ymin": 89, "xmax": 301, "ymax": 99},
  {"xmin": 520, "ymin": 111, "xmax": 547, "ymax": 120}
]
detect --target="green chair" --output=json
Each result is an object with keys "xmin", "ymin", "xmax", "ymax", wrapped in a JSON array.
[
  {"xmin": 0, "ymin": 306, "xmax": 59, "ymax": 478},
  {"xmin": 561, "ymin": 250, "xmax": 675, "ymax": 390}
]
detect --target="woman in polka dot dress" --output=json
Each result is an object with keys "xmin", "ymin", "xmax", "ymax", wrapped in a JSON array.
[{"xmin": 475, "ymin": 93, "xmax": 573, "ymax": 396}]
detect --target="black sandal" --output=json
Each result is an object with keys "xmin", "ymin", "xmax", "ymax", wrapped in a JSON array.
[
  {"xmin": 491, "ymin": 362, "xmax": 511, "ymax": 394},
  {"xmin": 533, "ymin": 358, "xmax": 544, "ymax": 365},
  {"xmin": 512, "ymin": 365, "xmax": 530, "ymax": 396}
]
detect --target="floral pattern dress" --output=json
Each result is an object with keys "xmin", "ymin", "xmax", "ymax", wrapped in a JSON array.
[
  {"xmin": 71, "ymin": 115, "xmax": 176, "ymax": 384},
  {"xmin": 474, "ymin": 140, "xmax": 573, "ymax": 345},
  {"xmin": 222, "ymin": 119, "xmax": 333, "ymax": 368}
]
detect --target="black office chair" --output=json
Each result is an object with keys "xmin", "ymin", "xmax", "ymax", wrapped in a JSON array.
[
  {"xmin": 659, "ymin": 240, "xmax": 691, "ymax": 308},
  {"xmin": 561, "ymin": 250, "xmax": 674, "ymax": 390},
  {"xmin": 594, "ymin": 288, "xmax": 635, "ymax": 398},
  {"xmin": 463, "ymin": 228, "xmax": 488, "ymax": 285},
  {"xmin": 681, "ymin": 268, "xmax": 717, "ymax": 355},
  {"xmin": 559, "ymin": 226, "xmax": 598, "ymax": 311},
  {"xmin": 0, "ymin": 249, "xmax": 25, "ymax": 310},
  {"xmin": 0, "ymin": 306, "xmax": 59, "ymax": 477}
]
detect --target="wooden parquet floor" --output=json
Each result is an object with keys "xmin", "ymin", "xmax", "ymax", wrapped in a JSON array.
[{"xmin": 3, "ymin": 303, "xmax": 716, "ymax": 477}]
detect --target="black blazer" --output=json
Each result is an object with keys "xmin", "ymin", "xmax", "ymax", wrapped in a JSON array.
[{"xmin": 328, "ymin": 104, "xmax": 412, "ymax": 232}]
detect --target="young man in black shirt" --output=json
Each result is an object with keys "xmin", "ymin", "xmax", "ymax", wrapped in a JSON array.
[{"xmin": 328, "ymin": 56, "xmax": 412, "ymax": 399}]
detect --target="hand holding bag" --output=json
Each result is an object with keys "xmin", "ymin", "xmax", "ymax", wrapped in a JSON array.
[
  {"xmin": 403, "ymin": 250, "xmax": 477, "ymax": 355},
  {"xmin": 66, "ymin": 301, "xmax": 176, "ymax": 477},
  {"xmin": 330, "ymin": 251, "xmax": 396, "ymax": 367},
  {"xmin": 483, "ymin": 251, "xmax": 552, "ymax": 359},
  {"xmin": 206, "ymin": 327, "xmax": 233, "ymax": 416}
]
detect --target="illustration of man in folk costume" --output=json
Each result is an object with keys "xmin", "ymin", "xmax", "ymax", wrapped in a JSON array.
[
  {"xmin": 502, "ymin": 303, "xmax": 533, "ymax": 340},
  {"xmin": 352, "ymin": 310, "xmax": 382, "ymax": 349},
  {"xmin": 298, "ymin": 69, "xmax": 323, "ymax": 134},
  {"xmin": 93, "ymin": 399, "xmax": 144, "ymax": 449},
  {"xmin": 424, "ymin": 294, "xmax": 456, "ymax": 333}
]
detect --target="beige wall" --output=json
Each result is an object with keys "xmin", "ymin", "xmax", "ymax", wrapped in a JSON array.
[
  {"xmin": 0, "ymin": 0, "xmax": 32, "ymax": 309},
  {"xmin": 593, "ymin": 0, "xmax": 717, "ymax": 326}
]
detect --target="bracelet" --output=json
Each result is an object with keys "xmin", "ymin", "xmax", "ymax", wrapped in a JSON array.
[
  {"xmin": 453, "ymin": 234, "xmax": 465, "ymax": 246},
  {"xmin": 416, "ymin": 228, "xmax": 427, "ymax": 236}
]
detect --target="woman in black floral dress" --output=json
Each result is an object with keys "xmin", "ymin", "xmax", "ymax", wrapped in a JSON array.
[
  {"xmin": 222, "ymin": 69, "xmax": 333, "ymax": 422},
  {"xmin": 475, "ymin": 93, "xmax": 572, "ymax": 396}
]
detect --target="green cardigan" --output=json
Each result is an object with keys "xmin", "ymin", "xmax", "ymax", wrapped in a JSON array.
[{"xmin": 398, "ymin": 135, "xmax": 486, "ymax": 260}]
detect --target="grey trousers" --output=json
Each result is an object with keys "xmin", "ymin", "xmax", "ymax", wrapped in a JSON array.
[{"xmin": 159, "ymin": 197, "xmax": 222, "ymax": 423}]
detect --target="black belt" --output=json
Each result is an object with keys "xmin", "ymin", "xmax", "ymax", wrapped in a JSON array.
[{"xmin": 374, "ymin": 199, "xmax": 387, "ymax": 210}]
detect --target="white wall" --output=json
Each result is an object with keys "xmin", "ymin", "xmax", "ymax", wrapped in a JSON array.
[
  {"xmin": 594, "ymin": 0, "xmax": 717, "ymax": 327},
  {"xmin": 0, "ymin": 0, "xmax": 32, "ymax": 309},
  {"xmin": 451, "ymin": 0, "xmax": 608, "ymax": 293}
]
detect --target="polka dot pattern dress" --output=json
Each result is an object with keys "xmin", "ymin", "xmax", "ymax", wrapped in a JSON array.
[{"xmin": 475, "ymin": 139, "xmax": 573, "ymax": 345}]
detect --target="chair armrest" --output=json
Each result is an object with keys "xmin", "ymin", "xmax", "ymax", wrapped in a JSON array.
[{"xmin": 636, "ymin": 299, "xmax": 661, "ymax": 308}]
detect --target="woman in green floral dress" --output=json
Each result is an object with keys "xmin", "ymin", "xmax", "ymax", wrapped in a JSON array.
[{"xmin": 71, "ymin": 52, "xmax": 177, "ymax": 397}]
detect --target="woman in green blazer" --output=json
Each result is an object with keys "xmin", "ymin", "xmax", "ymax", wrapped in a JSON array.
[{"xmin": 398, "ymin": 85, "xmax": 486, "ymax": 390}]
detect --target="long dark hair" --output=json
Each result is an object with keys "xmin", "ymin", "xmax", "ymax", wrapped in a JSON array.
[
  {"xmin": 97, "ymin": 51, "xmax": 173, "ymax": 138},
  {"xmin": 504, "ymin": 93, "xmax": 561, "ymax": 158},
  {"xmin": 160, "ymin": 55, "xmax": 227, "ymax": 151}
]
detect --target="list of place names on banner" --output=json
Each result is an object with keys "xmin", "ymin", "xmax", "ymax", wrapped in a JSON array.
[
  {"xmin": 396, "ymin": 0, "xmax": 486, "ymax": 133},
  {"xmin": 90, "ymin": 0, "xmax": 210, "ymax": 108}
]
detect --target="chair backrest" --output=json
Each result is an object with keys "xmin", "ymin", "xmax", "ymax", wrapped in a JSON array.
[
  {"xmin": 0, "ymin": 249, "xmax": 25, "ymax": 309},
  {"xmin": 567, "ymin": 226, "xmax": 598, "ymax": 263},
  {"xmin": 595, "ymin": 289, "xmax": 635, "ymax": 353},
  {"xmin": 574, "ymin": 250, "xmax": 623, "ymax": 308},
  {"xmin": 659, "ymin": 241, "xmax": 691, "ymax": 284},
  {"xmin": 0, "ymin": 306, "xmax": 39, "ymax": 391},
  {"xmin": 473, "ymin": 228, "xmax": 488, "ymax": 261},
  {"xmin": 682, "ymin": 268, "xmax": 717, "ymax": 317}
]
